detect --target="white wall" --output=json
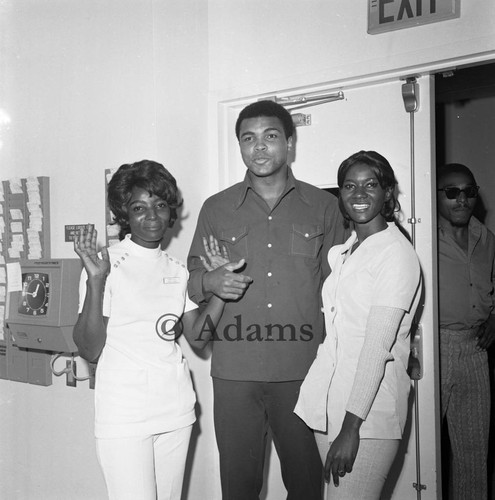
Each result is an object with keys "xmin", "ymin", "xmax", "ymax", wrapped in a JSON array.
[
  {"xmin": 1, "ymin": 1, "xmax": 495, "ymax": 499},
  {"xmin": 208, "ymin": 1, "xmax": 495, "ymax": 96},
  {"xmin": 0, "ymin": 1, "xmax": 212, "ymax": 499}
]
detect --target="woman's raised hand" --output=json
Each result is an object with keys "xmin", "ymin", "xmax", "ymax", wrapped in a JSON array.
[
  {"xmin": 73, "ymin": 224, "xmax": 110, "ymax": 280},
  {"xmin": 200, "ymin": 235, "xmax": 230, "ymax": 271}
]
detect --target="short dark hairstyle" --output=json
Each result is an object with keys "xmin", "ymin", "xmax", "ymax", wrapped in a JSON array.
[
  {"xmin": 107, "ymin": 160, "xmax": 183, "ymax": 240},
  {"xmin": 436, "ymin": 163, "xmax": 477, "ymax": 185},
  {"xmin": 235, "ymin": 100, "xmax": 294, "ymax": 140},
  {"xmin": 337, "ymin": 150, "xmax": 400, "ymax": 227}
]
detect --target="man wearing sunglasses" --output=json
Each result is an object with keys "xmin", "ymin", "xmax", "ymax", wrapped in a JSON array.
[{"xmin": 437, "ymin": 163, "xmax": 495, "ymax": 500}]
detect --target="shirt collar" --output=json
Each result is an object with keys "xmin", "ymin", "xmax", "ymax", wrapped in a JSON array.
[
  {"xmin": 438, "ymin": 215, "xmax": 482, "ymax": 241},
  {"xmin": 123, "ymin": 234, "xmax": 162, "ymax": 258},
  {"xmin": 340, "ymin": 222, "xmax": 395, "ymax": 255},
  {"xmin": 340, "ymin": 231, "xmax": 358, "ymax": 255},
  {"xmin": 233, "ymin": 168, "xmax": 310, "ymax": 209}
]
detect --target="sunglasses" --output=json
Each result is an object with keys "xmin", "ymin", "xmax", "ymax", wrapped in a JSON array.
[{"xmin": 437, "ymin": 186, "xmax": 479, "ymax": 200}]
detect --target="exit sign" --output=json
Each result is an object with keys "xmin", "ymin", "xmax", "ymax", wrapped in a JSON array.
[{"xmin": 368, "ymin": 0, "xmax": 460, "ymax": 34}]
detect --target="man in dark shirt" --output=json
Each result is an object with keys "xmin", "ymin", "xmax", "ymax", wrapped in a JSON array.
[
  {"xmin": 437, "ymin": 163, "xmax": 495, "ymax": 500},
  {"xmin": 187, "ymin": 100, "xmax": 346, "ymax": 499}
]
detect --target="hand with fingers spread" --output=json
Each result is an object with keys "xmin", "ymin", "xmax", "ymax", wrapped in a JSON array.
[
  {"xmin": 73, "ymin": 224, "xmax": 110, "ymax": 281},
  {"xmin": 72, "ymin": 223, "xmax": 110, "ymax": 364},
  {"xmin": 200, "ymin": 235, "xmax": 230, "ymax": 271}
]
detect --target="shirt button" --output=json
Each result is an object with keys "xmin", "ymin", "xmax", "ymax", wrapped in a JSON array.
[
  {"xmin": 305, "ymin": 233, "xmax": 309, "ymax": 238},
  {"xmin": 267, "ymin": 272, "xmax": 272, "ymax": 277},
  {"xmin": 231, "ymin": 237, "xmax": 236, "ymax": 242},
  {"xmin": 267, "ymin": 243, "xmax": 272, "ymax": 248},
  {"xmin": 330, "ymin": 307, "xmax": 335, "ymax": 312},
  {"xmin": 267, "ymin": 303, "xmax": 272, "ymax": 308},
  {"xmin": 268, "ymin": 216, "xmax": 273, "ymax": 221}
]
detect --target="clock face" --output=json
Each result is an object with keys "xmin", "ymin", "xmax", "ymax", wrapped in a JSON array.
[{"xmin": 18, "ymin": 272, "xmax": 50, "ymax": 316}]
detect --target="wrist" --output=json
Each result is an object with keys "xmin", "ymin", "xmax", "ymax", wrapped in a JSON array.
[
  {"xmin": 341, "ymin": 411, "xmax": 364, "ymax": 432},
  {"xmin": 201, "ymin": 270, "xmax": 213, "ymax": 295},
  {"xmin": 86, "ymin": 276, "xmax": 107, "ymax": 288}
]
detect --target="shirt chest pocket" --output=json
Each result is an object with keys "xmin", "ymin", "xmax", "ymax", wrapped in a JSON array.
[
  {"xmin": 291, "ymin": 224, "xmax": 324, "ymax": 259},
  {"xmin": 219, "ymin": 226, "xmax": 249, "ymax": 260}
]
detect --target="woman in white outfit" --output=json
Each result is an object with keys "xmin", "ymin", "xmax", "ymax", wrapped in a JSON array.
[
  {"xmin": 73, "ymin": 160, "xmax": 246, "ymax": 500},
  {"xmin": 295, "ymin": 151, "xmax": 421, "ymax": 500}
]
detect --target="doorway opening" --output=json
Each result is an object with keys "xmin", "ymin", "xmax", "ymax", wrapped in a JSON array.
[
  {"xmin": 435, "ymin": 60, "xmax": 495, "ymax": 499},
  {"xmin": 435, "ymin": 62, "xmax": 495, "ymax": 229}
]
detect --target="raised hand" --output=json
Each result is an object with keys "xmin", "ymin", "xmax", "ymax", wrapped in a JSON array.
[
  {"xmin": 73, "ymin": 224, "xmax": 110, "ymax": 280},
  {"xmin": 200, "ymin": 235, "xmax": 230, "ymax": 271}
]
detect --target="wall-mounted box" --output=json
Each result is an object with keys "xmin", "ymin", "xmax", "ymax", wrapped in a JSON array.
[{"xmin": 7, "ymin": 259, "xmax": 81, "ymax": 354}]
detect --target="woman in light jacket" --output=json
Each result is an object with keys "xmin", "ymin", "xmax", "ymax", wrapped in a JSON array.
[{"xmin": 295, "ymin": 150, "xmax": 421, "ymax": 500}]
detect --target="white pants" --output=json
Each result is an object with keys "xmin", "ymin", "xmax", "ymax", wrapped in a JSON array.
[
  {"xmin": 96, "ymin": 425, "xmax": 193, "ymax": 500},
  {"xmin": 315, "ymin": 432, "xmax": 399, "ymax": 500}
]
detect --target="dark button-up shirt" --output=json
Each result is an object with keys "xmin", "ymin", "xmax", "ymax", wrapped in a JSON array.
[
  {"xmin": 187, "ymin": 169, "xmax": 347, "ymax": 381},
  {"xmin": 438, "ymin": 216, "xmax": 495, "ymax": 330}
]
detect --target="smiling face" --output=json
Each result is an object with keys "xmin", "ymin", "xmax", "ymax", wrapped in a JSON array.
[
  {"xmin": 340, "ymin": 162, "xmax": 392, "ymax": 239},
  {"xmin": 437, "ymin": 170, "xmax": 477, "ymax": 228},
  {"xmin": 125, "ymin": 186, "xmax": 171, "ymax": 248},
  {"xmin": 238, "ymin": 116, "xmax": 292, "ymax": 180}
]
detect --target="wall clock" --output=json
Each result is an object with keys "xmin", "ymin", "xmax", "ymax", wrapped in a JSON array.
[{"xmin": 19, "ymin": 272, "xmax": 50, "ymax": 316}]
